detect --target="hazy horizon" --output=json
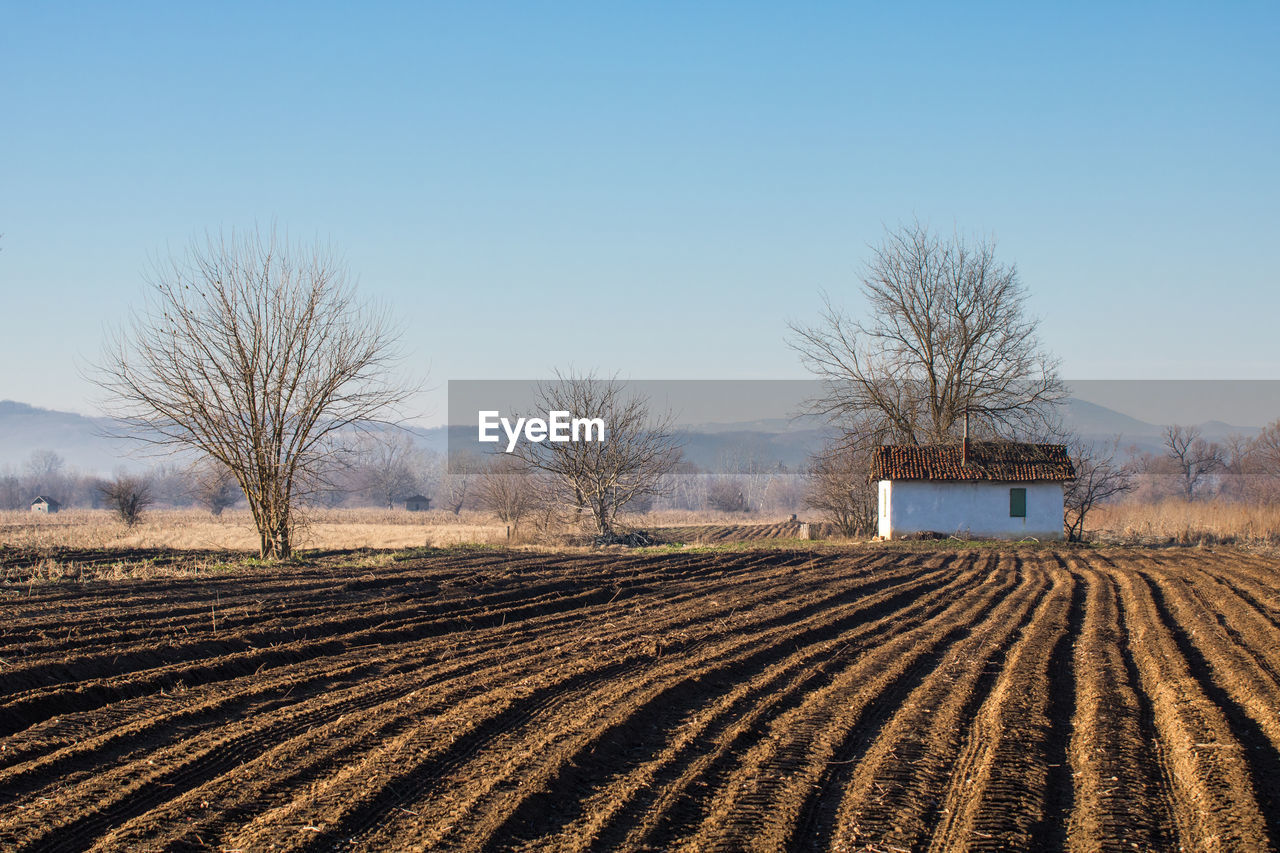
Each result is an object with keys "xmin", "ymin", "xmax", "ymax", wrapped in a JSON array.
[{"xmin": 6, "ymin": 380, "xmax": 1280, "ymax": 476}]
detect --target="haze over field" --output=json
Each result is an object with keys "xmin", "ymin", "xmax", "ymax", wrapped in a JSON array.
[{"xmin": 3, "ymin": 388, "xmax": 1273, "ymax": 475}]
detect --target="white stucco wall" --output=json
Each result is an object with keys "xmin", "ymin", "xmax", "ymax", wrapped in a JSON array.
[{"xmin": 877, "ymin": 480, "xmax": 1064, "ymax": 540}]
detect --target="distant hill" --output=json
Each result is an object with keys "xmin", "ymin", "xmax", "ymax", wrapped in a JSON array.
[
  {"xmin": 1062, "ymin": 398, "xmax": 1156, "ymax": 437},
  {"xmin": 0, "ymin": 401, "xmax": 140, "ymax": 473},
  {"xmin": 0, "ymin": 401, "xmax": 459, "ymax": 475},
  {"xmin": 1062, "ymin": 398, "xmax": 1259, "ymax": 456},
  {"xmin": 0, "ymin": 397, "xmax": 1263, "ymax": 475}
]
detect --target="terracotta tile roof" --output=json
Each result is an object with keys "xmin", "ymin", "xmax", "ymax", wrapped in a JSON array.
[{"xmin": 870, "ymin": 442, "xmax": 1075, "ymax": 482}]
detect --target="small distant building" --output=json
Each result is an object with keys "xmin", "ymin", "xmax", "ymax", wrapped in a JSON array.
[
  {"xmin": 404, "ymin": 495, "xmax": 432, "ymax": 512},
  {"xmin": 870, "ymin": 441, "xmax": 1075, "ymax": 540},
  {"xmin": 30, "ymin": 496, "xmax": 61, "ymax": 514}
]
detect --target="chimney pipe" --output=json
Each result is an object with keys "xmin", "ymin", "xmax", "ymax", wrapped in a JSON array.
[{"xmin": 963, "ymin": 410, "xmax": 970, "ymax": 465}]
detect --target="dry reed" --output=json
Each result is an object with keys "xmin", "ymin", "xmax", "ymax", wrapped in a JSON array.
[{"xmin": 1091, "ymin": 499, "xmax": 1280, "ymax": 545}]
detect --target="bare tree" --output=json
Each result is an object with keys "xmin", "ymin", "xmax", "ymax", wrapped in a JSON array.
[
  {"xmin": 762, "ymin": 471, "xmax": 807, "ymax": 514},
  {"xmin": 657, "ymin": 460, "xmax": 706, "ymax": 511},
  {"xmin": 789, "ymin": 222, "xmax": 1065, "ymax": 449},
  {"xmin": 358, "ymin": 432, "xmax": 420, "ymax": 509},
  {"xmin": 24, "ymin": 449, "xmax": 67, "ymax": 500},
  {"xmin": 99, "ymin": 473, "xmax": 154, "ymax": 527},
  {"xmin": 1163, "ymin": 425, "xmax": 1224, "ymax": 500},
  {"xmin": 410, "ymin": 448, "xmax": 443, "ymax": 507},
  {"xmin": 95, "ymin": 228, "xmax": 413, "ymax": 558},
  {"xmin": 1240, "ymin": 420, "xmax": 1280, "ymax": 503},
  {"xmin": 1217, "ymin": 432, "xmax": 1260, "ymax": 502},
  {"xmin": 192, "ymin": 461, "xmax": 241, "ymax": 516},
  {"xmin": 0, "ymin": 471, "xmax": 22, "ymax": 511},
  {"xmin": 1063, "ymin": 436, "xmax": 1134, "ymax": 542},
  {"xmin": 477, "ymin": 455, "xmax": 540, "ymax": 533},
  {"xmin": 717, "ymin": 446, "xmax": 776, "ymax": 512},
  {"xmin": 805, "ymin": 443, "xmax": 876, "ymax": 537},
  {"xmin": 439, "ymin": 451, "xmax": 481, "ymax": 515},
  {"xmin": 511, "ymin": 374, "xmax": 683, "ymax": 537},
  {"xmin": 25, "ymin": 449, "xmax": 66, "ymax": 480},
  {"xmin": 706, "ymin": 478, "xmax": 749, "ymax": 513}
]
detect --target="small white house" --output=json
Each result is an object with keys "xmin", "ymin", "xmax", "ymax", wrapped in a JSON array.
[{"xmin": 871, "ymin": 441, "xmax": 1074, "ymax": 540}]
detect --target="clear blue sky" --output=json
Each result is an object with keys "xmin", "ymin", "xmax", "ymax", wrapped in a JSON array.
[{"xmin": 2, "ymin": 2, "xmax": 1277, "ymax": 423}]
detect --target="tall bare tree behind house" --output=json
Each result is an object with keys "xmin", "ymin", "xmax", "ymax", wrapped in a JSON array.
[{"xmin": 789, "ymin": 222, "xmax": 1066, "ymax": 449}]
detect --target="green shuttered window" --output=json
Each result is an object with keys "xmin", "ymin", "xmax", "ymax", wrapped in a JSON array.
[{"xmin": 1010, "ymin": 487, "xmax": 1027, "ymax": 518}]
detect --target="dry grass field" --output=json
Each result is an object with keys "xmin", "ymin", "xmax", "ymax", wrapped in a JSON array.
[
  {"xmin": 0, "ymin": 509, "xmax": 817, "ymax": 567},
  {"xmin": 0, "ymin": 508, "xmax": 512, "ymax": 553},
  {"xmin": 7, "ymin": 500, "xmax": 1280, "ymax": 560},
  {"xmin": 3, "ymin": 546, "xmax": 1280, "ymax": 851}
]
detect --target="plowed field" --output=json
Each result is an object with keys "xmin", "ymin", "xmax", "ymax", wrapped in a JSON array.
[
  {"xmin": 652, "ymin": 521, "xmax": 827, "ymax": 543},
  {"xmin": 3, "ymin": 547, "xmax": 1279, "ymax": 852}
]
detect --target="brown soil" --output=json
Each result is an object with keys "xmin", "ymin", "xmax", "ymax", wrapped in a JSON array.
[{"xmin": 1, "ymin": 546, "xmax": 1278, "ymax": 851}]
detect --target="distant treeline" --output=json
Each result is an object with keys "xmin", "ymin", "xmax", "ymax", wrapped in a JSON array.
[{"xmin": 0, "ymin": 444, "xmax": 811, "ymax": 516}]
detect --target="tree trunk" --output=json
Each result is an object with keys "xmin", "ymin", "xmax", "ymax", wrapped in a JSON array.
[
  {"xmin": 592, "ymin": 499, "xmax": 612, "ymax": 536},
  {"xmin": 263, "ymin": 519, "xmax": 292, "ymax": 559},
  {"xmin": 249, "ymin": 494, "xmax": 293, "ymax": 560}
]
